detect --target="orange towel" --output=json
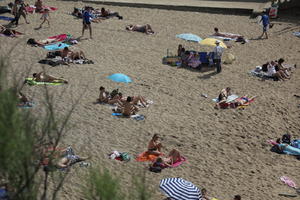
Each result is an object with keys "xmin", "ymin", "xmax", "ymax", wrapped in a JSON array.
[{"xmin": 136, "ymin": 151, "xmax": 162, "ymax": 162}]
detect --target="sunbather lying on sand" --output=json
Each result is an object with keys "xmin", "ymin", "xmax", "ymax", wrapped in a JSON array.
[
  {"xmin": 61, "ymin": 47, "xmax": 86, "ymax": 60},
  {"xmin": 147, "ymin": 134, "xmax": 163, "ymax": 156},
  {"xmin": 0, "ymin": 24, "xmax": 18, "ymax": 37},
  {"xmin": 98, "ymin": 86, "xmax": 122, "ymax": 105},
  {"xmin": 126, "ymin": 24, "xmax": 154, "ymax": 35},
  {"xmin": 213, "ymin": 27, "xmax": 244, "ymax": 39},
  {"xmin": 100, "ymin": 7, "xmax": 123, "ymax": 19},
  {"xmin": 32, "ymin": 72, "xmax": 68, "ymax": 83},
  {"xmin": 27, "ymin": 38, "xmax": 60, "ymax": 46},
  {"xmin": 233, "ymin": 95, "xmax": 256, "ymax": 106}
]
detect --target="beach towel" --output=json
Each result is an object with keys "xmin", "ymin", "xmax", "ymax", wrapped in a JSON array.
[
  {"xmin": 249, "ymin": 66, "xmax": 274, "ymax": 80},
  {"xmin": 279, "ymin": 144, "xmax": 300, "ymax": 156},
  {"xmin": 212, "ymin": 94, "xmax": 239, "ymax": 103},
  {"xmin": 293, "ymin": 32, "xmax": 300, "ymax": 38},
  {"xmin": 162, "ymin": 156, "xmax": 186, "ymax": 168},
  {"xmin": 291, "ymin": 140, "xmax": 300, "ymax": 149},
  {"xmin": 48, "ymin": 34, "xmax": 71, "ymax": 42},
  {"xmin": 17, "ymin": 102, "xmax": 35, "ymax": 108},
  {"xmin": 25, "ymin": 5, "xmax": 58, "ymax": 13},
  {"xmin": 44, "ymin": 42, "xmax": 70, "ymax": 51},
  {"xmin": 280, "ymin": 176, "xmax": 297, "ymax": 189},
  {"xmin": 0, "ymin": 15, "xmax": 14, "ymax": 21},
  {"xmin": 112, "ymin": 113, "xmax": 145, "ymax": 121},
  {"xmin": 25, "ymin": 78, "xmax": 64, "ymax": 86},
  {"xmin": 136, "ymin": 151, "xmax": 162, "ymax": 162},
  {"xmin": 0, "ymin": 31, "xmax": 22, "ymax": 37}
]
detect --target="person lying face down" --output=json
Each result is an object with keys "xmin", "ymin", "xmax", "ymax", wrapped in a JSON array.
[{"xmin": 126, "ymin": 24, "xmax": 154, "ymax": 35}]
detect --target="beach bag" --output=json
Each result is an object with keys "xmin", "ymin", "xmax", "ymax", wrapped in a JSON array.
[
  {"xmin": 282, "ymin": 134, "xmax": 291, "ymax": 144},
  {"xmin": 120, "ymin": 152, "xmax": 131, "ymax": 162},
  {"xmin": 149, "ymin": 166, "xmax": 162, "ymax": 173}
]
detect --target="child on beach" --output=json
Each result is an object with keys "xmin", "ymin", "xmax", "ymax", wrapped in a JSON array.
[{"xmin": 39, "ymin": 8, "xmax": 50, "ymax": 28}]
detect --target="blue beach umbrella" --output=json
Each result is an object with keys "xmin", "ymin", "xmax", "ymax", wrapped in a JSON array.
[
  {"xmin": 159, "ymin": 178, "xmax": 202, "ymax": 200},
  {"xmin": 107, "ymin": 73, "xmax": 132, "ymax": 83},
  {"xmin": 176, "ymin": 33, "xmax": 202, "ymax": 43}
]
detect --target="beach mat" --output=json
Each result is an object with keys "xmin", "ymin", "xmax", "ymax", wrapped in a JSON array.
[
  {"xmin": 112, "ymin": 113, "xmax": 145, "ymax": 121},
  {"xmin": 48, "ymin": 34, "xmax": 70, "ymax": 42},
  {"xmin": 0, "ymin": 15, "xmax": 14, "ymax": 21},
  {"xmin": 44, "ymin": 42, "xmax": 70, "ymax": 51},
  {"xmin": 25, "ymin": 6, "xmax": 58, "ymax": 13},
  {"xmin": 17, "ymin": 102, "xmax": 35, "ymax": 108},
  {"xmin": 163, "ymin": 156, "xmax": 186, "ymax": 168},
  {"xmin": 25, "ymin": 78, "xmax": 64, "ymax": 86},
  {"xmin": 136, "ymin": 151, "xmax": 162, "ymax": 162},
  {"xmin": 212, "ymin": 94, "xmax": 238, "ymax": 103}
]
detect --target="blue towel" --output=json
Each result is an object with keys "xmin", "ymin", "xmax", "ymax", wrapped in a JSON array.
[
  {"xmin": 279, "ymin": 144, "xmax": 300, "ymax": 156},
  {"xmin": 112, "ymin": 113, "xmax": 145, "ymax": 120},
  {"xmin": 44, "ymin": 42, "xmax": 70, "ymax": 51},
  {"xmin": 0, "ymin": 15, "xmax": 14, "ymax": 21}
]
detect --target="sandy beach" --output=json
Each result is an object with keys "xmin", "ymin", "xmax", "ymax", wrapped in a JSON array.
[{"xmin": 0, "ymin": 0, "xmax": 300, "ymax": 199}]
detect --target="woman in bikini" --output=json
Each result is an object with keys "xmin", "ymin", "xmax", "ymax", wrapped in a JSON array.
[
  {"xmin": 126, "ymin": 24, "xmax": 154, "ymax": 35},
  {"xmin": 147, "ymin": 134, "xmax": 162, "ymax": 156},
  {"xmin": 32, "ymin": 72, "xmax": 68, "ymax": 83},
  {"xmin": 163, "ymin": 149, "xmax": 181, "ymax": 166},
  {"xmin": 215, "ymin": 87, "xmax": 231, "ymax": 109}
]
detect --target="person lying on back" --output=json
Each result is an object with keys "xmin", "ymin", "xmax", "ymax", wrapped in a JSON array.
[{"xmin": 32, "ymin": 72, "xmax": 68, "ymax": 83}]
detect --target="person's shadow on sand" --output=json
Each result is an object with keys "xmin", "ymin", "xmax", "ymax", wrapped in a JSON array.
[{"xmin": 198, "ymin": 71, "xmax": 218, "ymax": 80}]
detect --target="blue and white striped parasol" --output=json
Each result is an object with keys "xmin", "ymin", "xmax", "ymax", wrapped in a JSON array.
[{"xmin": 159, "ymin": 178, "xmax": 202, "ymax": 200}]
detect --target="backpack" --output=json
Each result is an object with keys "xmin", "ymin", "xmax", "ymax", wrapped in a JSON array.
[
  {"xmin": 120, "ymin": 152, "xmax": 131, "ymax": 162},
  {"xmin": 282, "ymin": 134, "xmax": 291, "ymax": 144},
  {"xmin": 110, "ymin": 89, "xmax": 119, "ymax": 98},
  {"xmin": 149, "ymin": 166, "xmax": 162, "ymax": 173}
]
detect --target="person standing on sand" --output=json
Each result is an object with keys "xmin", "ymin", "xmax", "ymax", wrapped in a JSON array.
[
  {"xmin": 213, "ymin": 40, "xmax": 223, "ymax": 73},
  {"xmin": 39, "ymin": 8, "xmax": 50, "ymax": 28},
  {"xmin": 82, "ymin": 7, "xmax": 92, "ymax": 39},
  {"xmin": 260, "ymin": 11, "xmax": 270, "ymax": 39}
]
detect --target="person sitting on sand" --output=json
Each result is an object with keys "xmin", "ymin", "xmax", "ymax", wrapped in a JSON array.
[
  {"xmin": 267, "ymin": 61, "xmax": 289, "ymax": 80},
  {"xmin": 61, "ymin": 47, "xmax": 86, "ymax": 60},
  {"xmin": 215, "ymin": 87, "xmax": 231, "ymax": 108},
  {"xmin": 147, "ymin": 134, "xmax": 162, "ymax": 156},
  {"xmin": 234, "ymin": 194, "xmax": 241, "ymax": 200},
  {"xmin": 17, "ymin": 91, "xmax": 33, "ymax": 107},
  {"xmin": 126, "ymin": 24, "xmax": 154, "ymax": 35},
  {"xmin": 275, "ymin": 58, "xmax": 293, "ymax": 78},
  {"xmin": 100, "ymin": 7, "xmax": 123, "ymax": 19},
  {"xmin": 32, "ymin": 72, "xmax": 68, "ymax": 83},
  {"xmin": 187, "ymin": 52, "xmax": 201, "ymax": 69},
  {"xmin": 72, "ymin": 7, "xmax": 82, "ymax": 18},
  {"xmin": 98, "ymin": 86, "xmax": 122, "ymax": 105},
  {"xmin": 121, "ymin": 96, "xmax": 139, "ymax": 117},
  {"xmin": 0, "ymin": 24, "xmax": 18, "ymax": 37},
  {"xmin": 163, "ymin": 149, "xmax": 181, "ymax": 166},
  {"xmin": 34, "ymin": 0, "xmax": 43, "ymax": 13}
]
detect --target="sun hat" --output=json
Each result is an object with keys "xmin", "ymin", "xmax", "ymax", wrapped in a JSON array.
[{"xmin": 215, "ymin": 40, "xmax": 221, "ymax": 44}]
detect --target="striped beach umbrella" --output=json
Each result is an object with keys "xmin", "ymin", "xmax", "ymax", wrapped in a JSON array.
[{"xmin": 159, "ymin": 178, "xmax": 202, "ymax": 200}]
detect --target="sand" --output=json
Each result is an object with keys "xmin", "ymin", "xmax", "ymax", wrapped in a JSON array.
[{"xmin": 0, "ymin": 0, "xmax": 300, "ymax": 199}]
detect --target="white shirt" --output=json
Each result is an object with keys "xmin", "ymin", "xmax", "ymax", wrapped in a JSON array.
[
  {"xmin": 267, "ymin": 63, "xmax": 276, "ymax": 76},
  {"xmin": 213, "ymin": 45, "xmax": 223, "ymax": 59}
]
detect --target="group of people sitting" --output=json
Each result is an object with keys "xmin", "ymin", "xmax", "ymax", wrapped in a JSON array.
[
  {"xmin": 261, "ymin": 58, "xmax": 294, "ymax": 81},
  {"xmin": 97, "ymin": 86, "xmax": 149, "ymax": 116},
  {"xmin": 72, "ymin": 6, "xmax": 123, "ymax": 21},
  {"xmin": 215, "ymin": 87, "xmax": 256, "ymax": 109},
  {"xmin": 147, "ymin": 134, "xmax": 182, "ymax": 171}
]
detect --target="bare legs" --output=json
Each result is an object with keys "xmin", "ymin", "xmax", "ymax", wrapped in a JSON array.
[{"xmin": 82, "ymin": 23, "xmax": 92, "ymax": 39}]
